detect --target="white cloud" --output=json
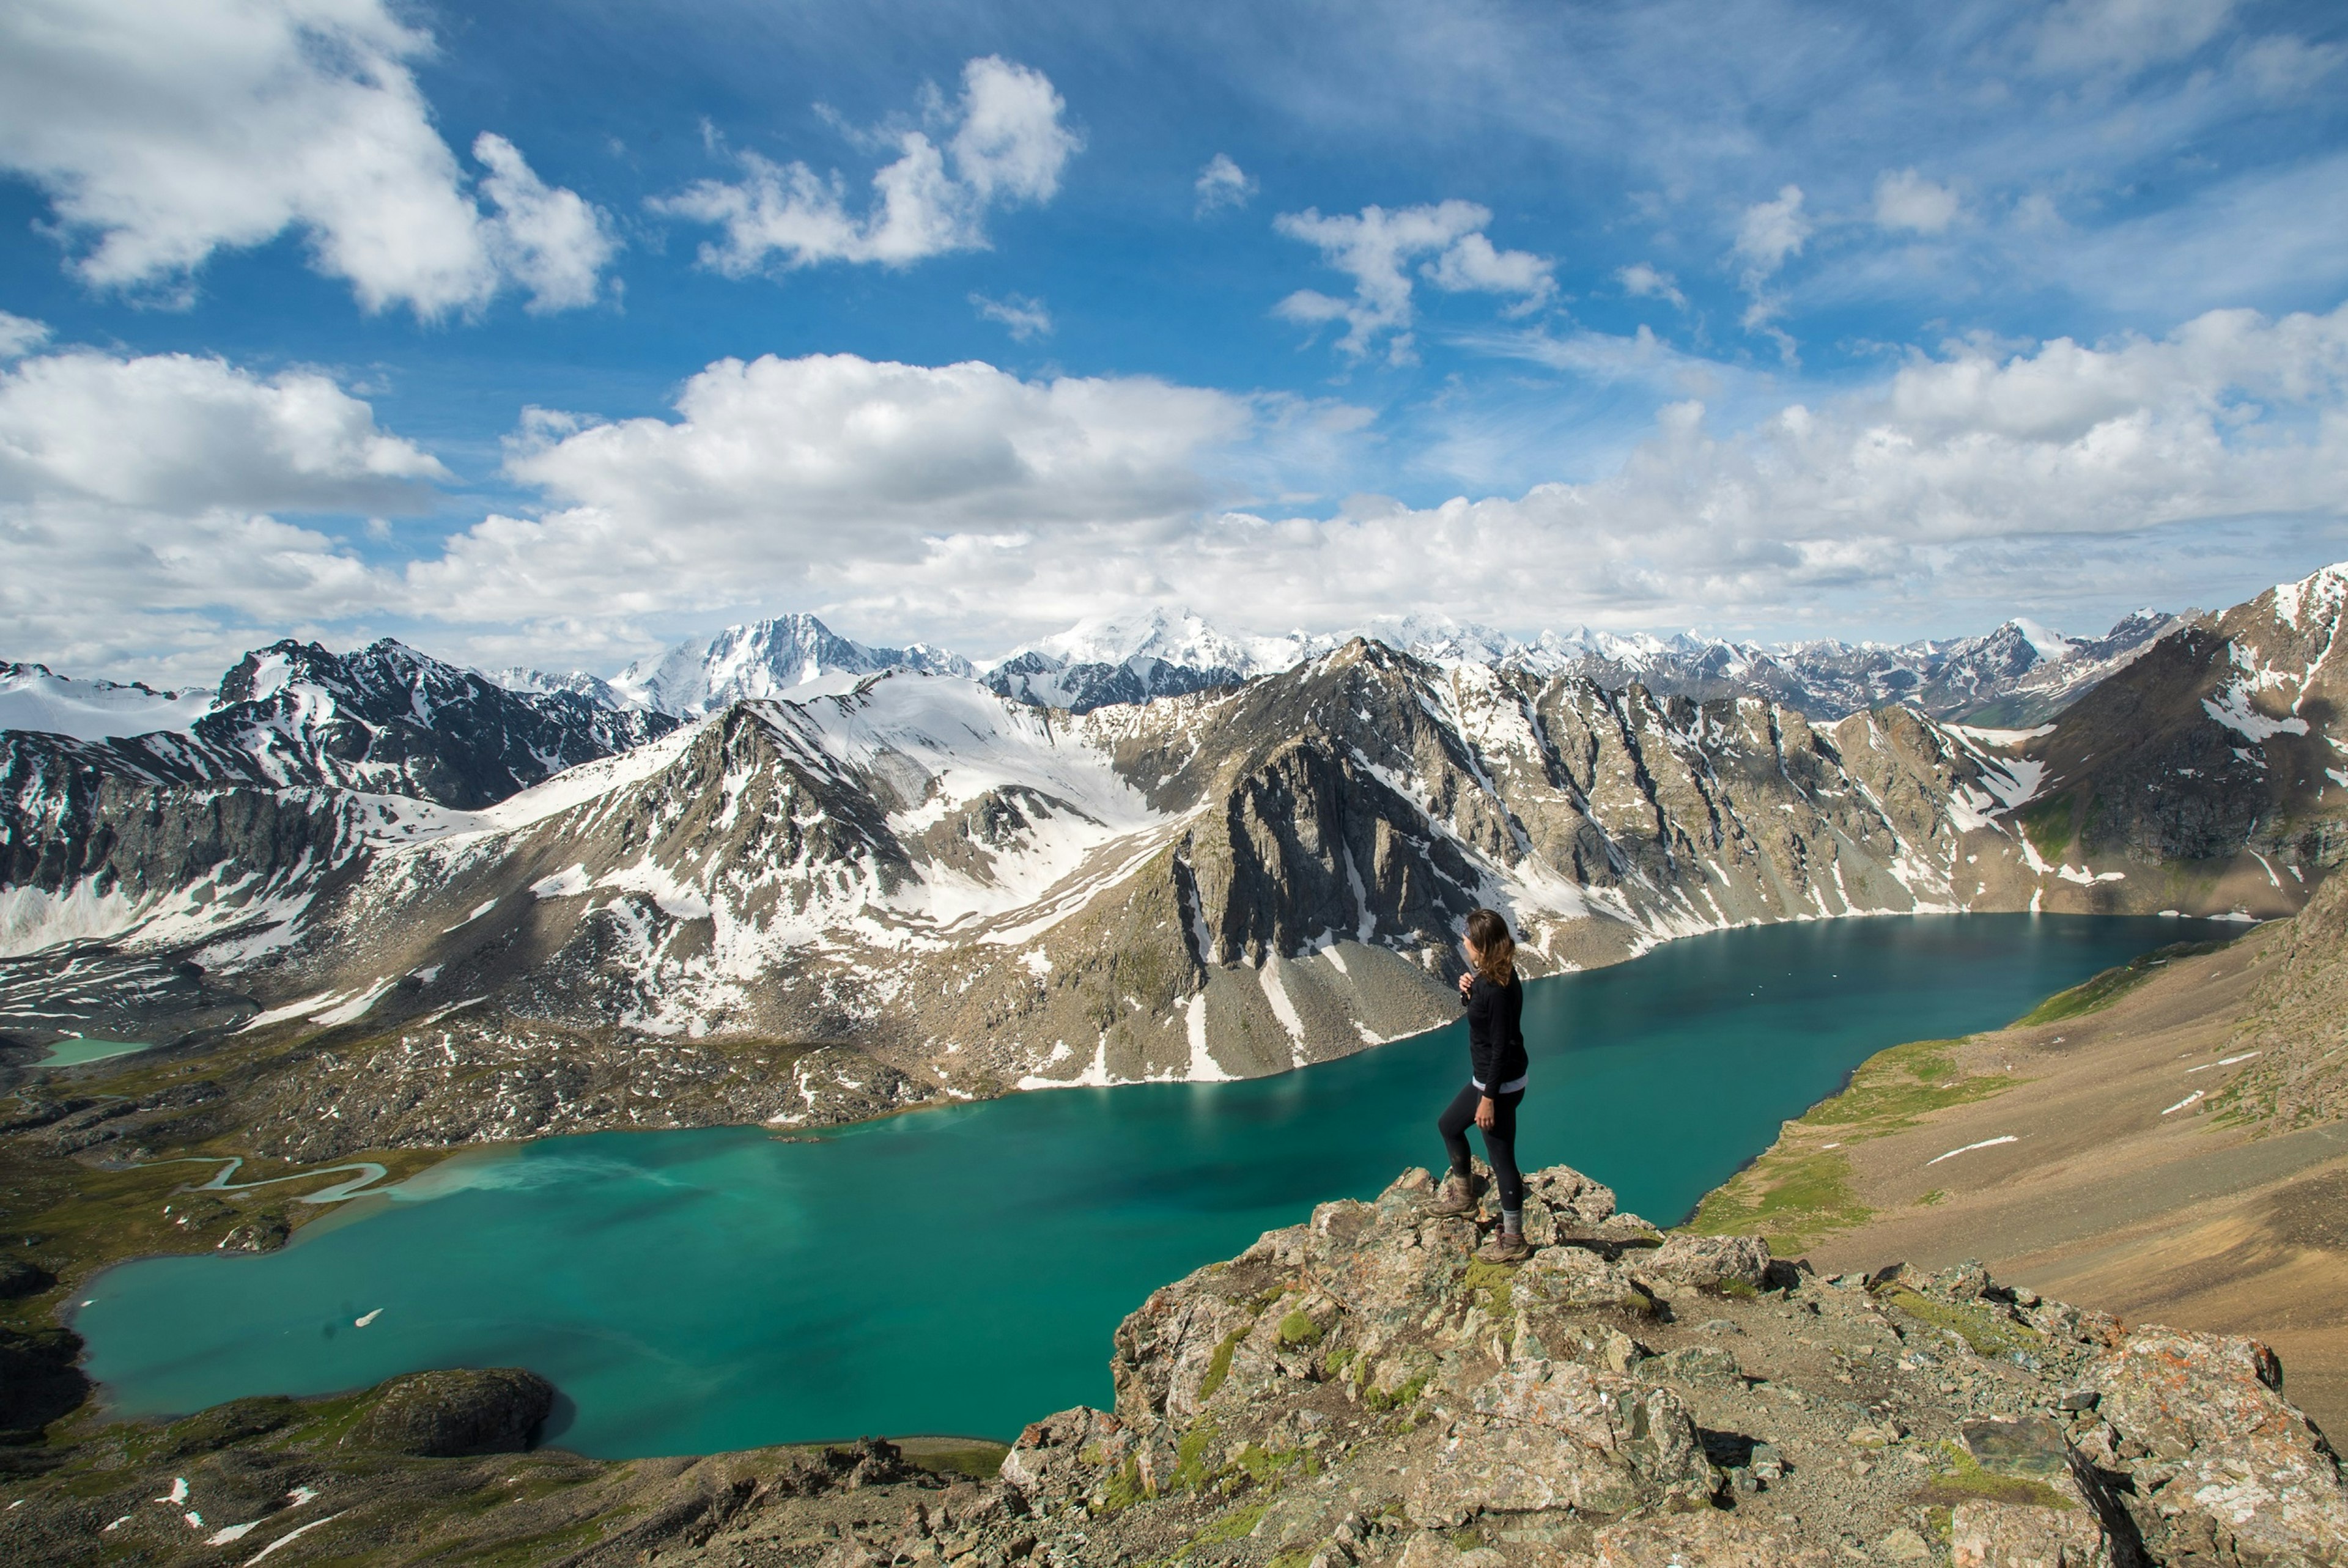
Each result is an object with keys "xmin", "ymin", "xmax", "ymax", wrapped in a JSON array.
[
  {"xmin": 1874, "ymin": 169, "xmax": 1961, "ymax": 234},
  {"xmin": 0, "ymin": 0, "xmax": 615, "ymax": 317},
  {"xmin": 1733, "ymin": 185, "xmax": 1811, "ymax": 283},
  {"xmin": 17, "ymin": 306, "xmax": 2348, "ymax": 679},
  {"xmin": 2033, "ymin": 0, "xmax": 2238, "ymax": 76},
  {"xmin": 0, "ymin": 348, "xmax": 442, "ymax": 678},
  {"xmin": 655, "ymin": 57, "xmax": 1079, "ymax": 276},
  {"xmin": 971, "ymin": 292, "xmax": 1053, "ymax": 340},
  {"xmin": 0, "ymin": 350, "xmax": 447, "ymax": 512},
  {"xmin": 0, "ymin": 314, "xmax": 48, "ymax": 360},
  {"xmin": 402, "ymin": 353, "xmax": 1246, "ymax": 630},
  {"xmin": 1615, "ymin": 262, "xmax": 1686, "ymax": 310},
  {"xmin": 1275, "ymin": 201, "xmax": 1552, "ymax": 359},
  {"xmin": 1195, "ymin": 153, "xmax": 1257, "ymax": 215},
  {"xmin": 474, "ymin": 133, "xmax": 619, "ymax": 314}
]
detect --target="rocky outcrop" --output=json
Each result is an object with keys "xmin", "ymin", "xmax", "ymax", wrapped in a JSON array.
[
  {"xmin": 983, "ymin": 1163, "xmax": 2348, "ymax": 1567},
  {"xmin": 343, "ymin": 1367, "xmax": 556, "ymax": 1457}
]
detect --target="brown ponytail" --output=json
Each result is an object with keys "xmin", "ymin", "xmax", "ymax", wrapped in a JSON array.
[{"xmin": 1464, "ymin": 907, "xmax": 1516, "ymax": 987}]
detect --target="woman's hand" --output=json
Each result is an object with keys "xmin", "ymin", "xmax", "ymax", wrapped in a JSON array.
[
  {"xmin": 1475, "ymin": 1095, "xmax": 1496, "ymax": 1130},
  {"xmin": 1457, "ymin": 970, "xmax": 1473, "ymax": 999}
]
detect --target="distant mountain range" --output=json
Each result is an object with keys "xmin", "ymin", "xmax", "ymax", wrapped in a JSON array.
[
  {"xmin": 486, "ymin": 603, "xmax": 2184, "ymax": 726},
  {"xmin": 2, "ymin": 564, "xmax": 2338, "ymax": 1135}
]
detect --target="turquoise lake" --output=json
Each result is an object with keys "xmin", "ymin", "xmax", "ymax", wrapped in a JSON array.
[{"xmin": 76, "ymin": 915, "xmax": 2226, "ymax": 1458}]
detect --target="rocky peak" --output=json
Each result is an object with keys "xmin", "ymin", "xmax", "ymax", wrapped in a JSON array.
[{"xmin": 992, "ymin": 1161, "xmax": 2348, "ymax": 1567}]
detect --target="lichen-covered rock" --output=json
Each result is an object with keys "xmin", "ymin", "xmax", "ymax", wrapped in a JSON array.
[
  {"xmin": 1949, "ymin": 1495, "xmax": 2119, "ymax": 1568},
  {"xmin": 2092, "ymin": 1329, "xmax": 2348, "ymax": 1565},
  {"xmin": 1647, "ymin": 1232, "xmax": 1771, "ymax": 1292},
  {"xmin": 1515, "ymin": 1246, "xmax": 1655, "ymax": 1313},
  {"xmin": 1403, "ymin": 1360, "xmax": 1716, "ymax": 1526},
  {"xmin": 342, "ymin": 1366, "xmax": 555, "ymax": 1457},
  {"xmin": 1000, "ymin": 1405, "xmax": 1128, "ymax": 1504}
]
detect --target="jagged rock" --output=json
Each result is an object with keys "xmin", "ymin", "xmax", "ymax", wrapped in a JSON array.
[
  {"xmin": 342, "ymin": 1367, "xmax": 556, "ymax": 1457},
  {"xmin": 2091, "ymin": 1329, "xmax": 2348, "ymax": 1564},
  {"xmin": 1403, "ymin": 1360, "xmax": 1718, "ymax": 1526},
  {"xmin": 1645, "ymin": 1234, "xmax": 1771, "ymax": 1293}
]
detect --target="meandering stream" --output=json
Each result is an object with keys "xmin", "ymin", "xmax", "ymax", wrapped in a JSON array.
[{"xmin": 75, "ymin": 914, "xmax": 2223, "ymax": 1458}]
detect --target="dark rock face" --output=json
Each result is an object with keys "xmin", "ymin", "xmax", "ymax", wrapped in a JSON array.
[
  {"xmin": 0, "ymin": 1327, "xmax": 89, "ymax": 1441},
  {"xmin": 986, "ymin": 652, "xmax": 1242, "ymax": 714},
  {"xmin": 199, "ymin": 638, "xmax": 681, "ymax": 809},
  {"xmin": 0, "ymin": 1256, "xmax": 54, "ymax": 1298},
  {"xmin": 344, "ymin": 1367, "xmax": 556, "ymax": 1457}
]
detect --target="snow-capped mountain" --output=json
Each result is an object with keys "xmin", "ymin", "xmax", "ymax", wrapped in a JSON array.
[
  {"xmin": 976, "ymin": 604, "xmax": 2177, "ymax": 721},
  {"xmin": 597, "ymin": 615, "xmax": 974, "ymax": 715},
  {"xmin": 981, "ymin": 608, "xmax": 1317, "ymax": 711},
  {"xmin": 6, "ymin": 564, "xmax": 2338, "ymax": 1139},
  {"xmin": 2, "ymin": 638, "xmax": 677, "ymax": 812},
  {"xmin": 0, "ymin": 663, "xmax": 214, "ymax": 742}
]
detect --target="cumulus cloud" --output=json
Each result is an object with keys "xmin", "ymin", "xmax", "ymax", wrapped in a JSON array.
[
  {"xmin": 18, "ymin": 306, "xmax": 2348, "ymax": 679},
  {"xmin": 1195, "ymin": 153, "xmax": 1256, "ymax": 215},
  {"xmin": 655, "ymin": 57, "xmax": 1079, "ymax": 276},
  {"xmin": 0, "ymin": 0, "xmax": 615, "ymax": 317},
  {"xmin": 1616, "ymin": 262, "xmax": 1686, "ymax": 310},
  {"xmin": 1275, "ymin": 201, "xmax": 1553, "ymax": 360},
  {"xmin": 402, "ymin": 353, "xmax": 1246, "ymax": 630},
  {"xmin": 1874, "ymin": 169, "xmax": 1961, "ymax": 234},
  {"xmin": 970, "ymin": 292, "xmax": 1053, "ymax": 340},
  {"xmin": 0, "ymin": 350, "xmax": 448, "ymax": 512},
  {"xmin": 0, "ymin": 348, "xmax": 444, "ymax": 677}
]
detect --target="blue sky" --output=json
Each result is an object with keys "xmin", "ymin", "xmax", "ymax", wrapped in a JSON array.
[{"xmin": 2, "ymin": 0, "xmax": 2346, "ymax": 682}]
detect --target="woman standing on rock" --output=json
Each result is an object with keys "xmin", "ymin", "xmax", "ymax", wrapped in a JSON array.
[{"xmin": 1430, "ymin": 907, "xmax": 1531, "ymax": 1262}]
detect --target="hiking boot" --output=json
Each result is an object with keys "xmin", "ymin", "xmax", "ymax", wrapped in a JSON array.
[
  {"xmin": 1427, "ymin": 1172, "xmax": 1478, "ymax": 1216},
  {"xmin": 1477, "ymin": 1227, "xmax": 1531, "ymax": 1264}
]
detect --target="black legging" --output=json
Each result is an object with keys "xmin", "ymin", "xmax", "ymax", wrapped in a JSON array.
[{"xmin": 1438, "ymin": 1083, "xmax": 1526, "ymax": 1212}]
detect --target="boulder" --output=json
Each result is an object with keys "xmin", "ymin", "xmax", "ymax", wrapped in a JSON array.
[
  {"xmin": 2091, "ymin": 1328, "xmax": 2348, "ymax": 1564},
  {"xmin": 1000, "ymin": 1406, "xmax": 1127, "ymax": 1505},
  {"xmin": 1403, "ymin": 1359, "xmax": 1716, "ymax": 1527},
  {"xmin": 1515, "ymin": 1247, "xmax": 1655, "ymax": 1314},
  {"xmin": 1646, "ymin": 1234, "xmax": 1771, "ymax": 1293},
  {"xmin": 342, "ymin": 1367, "xmax": 555, "ymax": 1457}
]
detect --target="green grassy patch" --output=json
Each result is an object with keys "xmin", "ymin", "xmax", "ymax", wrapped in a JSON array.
[
  {"xmin": 1276, "ymin": 1309, "xmax": 1323, "ymax": 1347},
  {"xmin": 2011, "ymin": 940, "xmax": 2230, "ymax": 1027},
  {"xmin": 1880, "ymin": 1288, "xmax": 2044, "ymax": 1359},
  {"xmin": 1913, "ymin": 1440, "xmax": 2073, "ymax": 1511},
  {"xmin": 2018, "ymin": 793, "xmax": 2077, "ymax": 861},
  {"xmin": 1687, "ymin": 1037, "xmax": 2020, "ymax": 1254},
  {"xmin": 1460, "ymin": 1257, "xmax": 1518, "ymax": 1316}
]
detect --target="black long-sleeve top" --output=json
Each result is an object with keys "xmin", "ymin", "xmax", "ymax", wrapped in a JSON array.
[{"xmin": 1460, "ymin": 971, "xmax": 1528, "ymax": 1093}]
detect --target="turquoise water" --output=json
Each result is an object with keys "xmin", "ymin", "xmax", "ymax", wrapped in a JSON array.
[
  {"xmin": 76, "ymin": 915, "xmax": 2221, "ymax": 1458},
  {"xmin": 42, "ymin": 1038, "xmax": 152, "ymax": 1067}
]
